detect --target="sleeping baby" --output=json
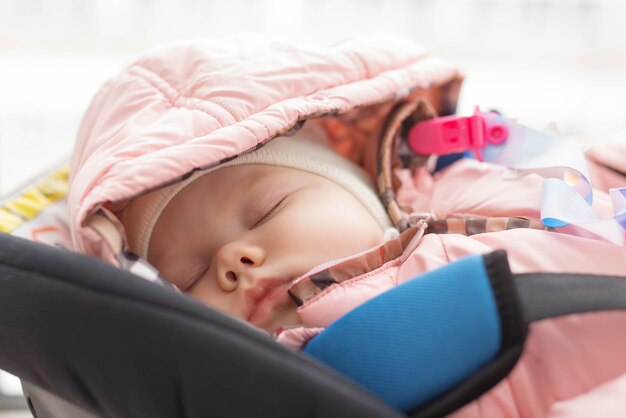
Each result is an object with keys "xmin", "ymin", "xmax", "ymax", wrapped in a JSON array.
[{"xmin": 119, "ymin": 123, "xmax": 397, "ymax": 332}]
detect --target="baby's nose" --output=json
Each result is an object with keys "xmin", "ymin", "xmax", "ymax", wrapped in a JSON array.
[{"xmin": 216, "ymin": 243, "xmax": 266, "ymax": 292}]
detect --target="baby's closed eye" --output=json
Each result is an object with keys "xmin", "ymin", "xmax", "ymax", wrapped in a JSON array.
[{"xmin": 249, "ymin": 195, "xmax": 288, "ymax": 229}]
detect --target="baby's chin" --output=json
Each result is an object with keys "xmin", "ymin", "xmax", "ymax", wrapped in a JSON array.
[{"xmin": 252, "ymin": 306, "xmax": 301, "ymax": 335}]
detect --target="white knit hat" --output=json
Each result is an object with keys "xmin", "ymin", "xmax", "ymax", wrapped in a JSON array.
[{"xmin": 124, "ymin": 123, "xmax": 397, "ymax": 259}]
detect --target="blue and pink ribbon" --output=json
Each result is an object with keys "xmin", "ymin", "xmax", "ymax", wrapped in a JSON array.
[{"xmin": 408, "ymin": 108, "xmax": 626, "ymax": 246}]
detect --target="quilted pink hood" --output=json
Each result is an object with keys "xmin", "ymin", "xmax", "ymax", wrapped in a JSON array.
[{"xmin": 69, "ymin": 33, "xmax": 462, "ymax": 259}]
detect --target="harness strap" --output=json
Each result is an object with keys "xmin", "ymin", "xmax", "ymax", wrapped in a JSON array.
[
  {"xmin": 515, "ymin": 272, "xmax": 626, "ymax": 323},
  {"xmin": 304, "ymin": 250, "xmax": 626, "ymax": 416}
]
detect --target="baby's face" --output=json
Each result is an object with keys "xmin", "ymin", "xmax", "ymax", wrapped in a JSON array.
[{"xmin": 147, "ymin": 164, "xmax": 383, "ymax": 333}]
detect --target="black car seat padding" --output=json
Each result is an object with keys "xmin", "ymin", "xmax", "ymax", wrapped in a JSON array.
[{"xmin": 0, "ymin": 233, "xmax": 403, "ymax": 418}]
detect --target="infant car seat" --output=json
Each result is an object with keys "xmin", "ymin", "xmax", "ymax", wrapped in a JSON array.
[
  {"xmin": 0, "ymin": 169, "xmax": 624, "ymax": 417},
  {"xmin": 2, "ymin": 33, "xmax": 626, "ymax": 417}
]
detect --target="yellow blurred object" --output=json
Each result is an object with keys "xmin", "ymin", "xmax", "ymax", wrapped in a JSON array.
[
  {"xmin": 0, "ymin": 208, "xmax": 24, "ymax": 233},
  {"xmin": 37, "ymin": 165, "xmax": 70, "ymax": 200},
  {"xmin": 0, "ymin": 164, "xmax": 69, "ymax": 233},
  {"xmin": 4, "ymin": 188, "xmax": 51, "ymax": 220}
]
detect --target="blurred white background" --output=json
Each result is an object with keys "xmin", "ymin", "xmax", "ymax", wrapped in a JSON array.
[
  {"xmin": 0, "ymin": 0, "xmax": 625, "ymax": 196},
  {"xmin": 0, "ymin": 0, "xmax": 625, "ymax": 414}
]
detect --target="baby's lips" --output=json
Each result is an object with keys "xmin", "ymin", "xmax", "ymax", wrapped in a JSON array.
[{"xmin": 245, "ymin": 278, "xmax": 294, "ymax": 323}]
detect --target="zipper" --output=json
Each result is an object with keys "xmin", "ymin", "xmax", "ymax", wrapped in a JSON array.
[
  {"xmin": 290, "ymin": 242, "xmax": 387, "ymax": 287},
  {"xmin": 401, "ymin": 217, "xmax": 429, "ymax": 263}
]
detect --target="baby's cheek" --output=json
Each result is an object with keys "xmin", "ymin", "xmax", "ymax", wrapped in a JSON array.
[
  {"xmin": 313, "ymin": 227, "xmax": 378, "ymax": 265},
  {"xmin": 334, "ymin": 212, "xmax": 383, "ymax": 247}
]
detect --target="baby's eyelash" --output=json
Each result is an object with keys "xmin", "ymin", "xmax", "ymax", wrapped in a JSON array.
[{"xmin": 251, "ymin": 195, "xmax": 287, "ymax": 229}]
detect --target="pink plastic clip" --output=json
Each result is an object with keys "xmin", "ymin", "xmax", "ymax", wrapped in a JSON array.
[{"xmin": 407, "ymin": 106, "xmax": 508, "ymax": 162}]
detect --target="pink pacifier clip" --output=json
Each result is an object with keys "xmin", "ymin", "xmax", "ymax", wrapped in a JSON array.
[{"xmin": 407, "ymin": 106, "xmax": 508, "ymax": 161}]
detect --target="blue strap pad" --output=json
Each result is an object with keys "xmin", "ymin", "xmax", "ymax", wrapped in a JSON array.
[{"xmin": 303, "ymin": 254, "xmax": 502, "ymax": 412}]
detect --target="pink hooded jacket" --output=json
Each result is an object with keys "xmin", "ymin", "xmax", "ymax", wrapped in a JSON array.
[{"xmin": 69, "ymin": 34, "xmax": 626, "ymax": 417}]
